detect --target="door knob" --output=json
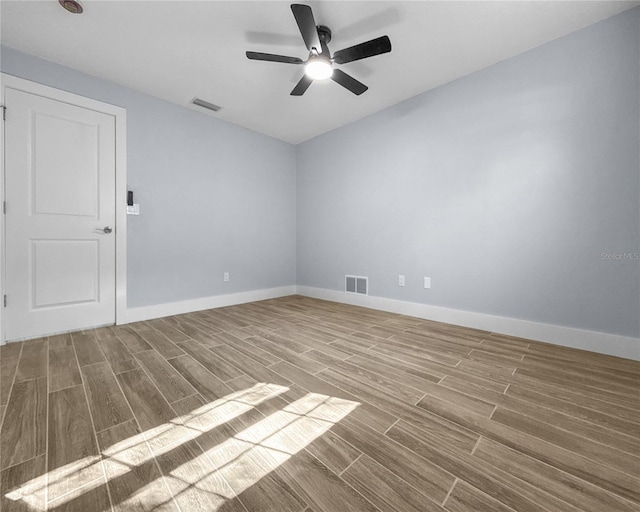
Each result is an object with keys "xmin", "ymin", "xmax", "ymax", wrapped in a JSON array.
[{"xmin": 102, "ymin": 226, "xmax": 113, "ymax": 234}]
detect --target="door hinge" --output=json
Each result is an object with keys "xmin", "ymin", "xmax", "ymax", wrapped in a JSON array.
[
  {"xmin": 3, "ymin": 295, "xmax": 6, "ymax": 308},
  {"xmin": 2, "ymin": 201, "xmax": 5, "ymax": 214},
  {"xmin": 1, "ymin": 106, "xmax": 5, "ymax": 121}
]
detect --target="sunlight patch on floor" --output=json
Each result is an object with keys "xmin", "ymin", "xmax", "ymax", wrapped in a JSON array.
[
  {"xmin": 4, "ymin": 383, "xmax": 359, "ymax": 511},
  {"xmin": 5, "ymin": 383, "xmax": 289, "ymax": 510}
]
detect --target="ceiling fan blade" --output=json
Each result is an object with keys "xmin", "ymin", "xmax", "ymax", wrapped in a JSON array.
[
  {"xmin": 333, "ymin": 35, "xmax": 391, "ymax": 65},
  {"xmin": 246, "ymin": 51, "xmax": 303, "ymax": 65},
  {"xmin": 291, "ymin": 74, "xmax": 313, "ymax": 96},
  {"xmin": 291, "ymin": 4, "xmax": 322, "ymax": 54},
  {"xmin": 331, "ymin": 69, "xmax": 368, "ymax": 95}
]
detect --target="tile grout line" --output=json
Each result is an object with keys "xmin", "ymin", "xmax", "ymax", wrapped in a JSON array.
[
  {"xmin": 475, "ymin": 398, "xmax": 640, "ymax": 483},
  {"xmin": 3, "ymin": 374, "xmax": 43, "ymax": 385},
  {"xmin": 71, "ymin": 332, "xmax": 114, "ymax": 512},
  {"xmin": 189, "ymin": 391, "xmax": 287, "ymax": 512},
  {"xmin": 513, "ymin": 356, "xmax": 640, "ymax": 386},
  {"xmin": 176, "ymin": 341, "xmax": 244, "ymax": 386},
  {"xmin": 511, "ymin": 368, "xmax": 640, "ymax": 406},
  {"xmin": 335, "ymin": 469, "xmax": 388, "ymax": 512},
  {"xmin": 337, "ymin": 453, "xmax": 363, "ymax": 477},
  {"xmin": 493, "ymin": 392, "xmax": 640, "ymax": 452},
  {"xmin": 470, "ymin": 435, "xmax": 483, "ymax": 456},
  {"xmin": 97, "ymin": 329, "xmax": 186, "ymax": 512},
  {"xmin": 44, "ymin": 336, "xmax": 50, "ymax": 511},
  {"xmin": 424, "ymin": 361, "xmax": 637, "ymax": 444},
  {"xmin": 46, "ymin": 477, "xmax": 110, "ymax": 510},
  {"xmin": 441, "ymin": 477, "xmax": 459, "ymax": 507},
  {"xmin": 0, "ymin": 342, "xmax": 24, "ymax": 435},
  {"xmin": 0, "ymin": 454, "xmax": 43, "ymax": 474},
  {"xmin": 383, "ymin": 418, "xmax": 400, "ymax": 435},
  {"xmin": 169, "ymin": 392, "xmax": 201, "ymax": 406},
  {"xmin": 188, "ymin": 437, "xmax": 251, "ymax": 512}
]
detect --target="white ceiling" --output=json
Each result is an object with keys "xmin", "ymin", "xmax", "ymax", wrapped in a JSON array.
[{"xmin": 1, "ymin": 1, "xmax": 637, "ymax": 144}]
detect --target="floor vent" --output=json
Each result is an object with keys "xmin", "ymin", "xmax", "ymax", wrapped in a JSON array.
[{"xmin": 345, "ymin": 275, "xmax": 368, "ymax": 295}]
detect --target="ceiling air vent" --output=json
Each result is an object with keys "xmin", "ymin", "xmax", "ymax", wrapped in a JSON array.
[
  {"xmin": 345, "ymin": 275, "xmax": 368, "ymax": 295},
  {"xmin": 191, "ymin": 98, "xmax": 222, "ymax": 112}
]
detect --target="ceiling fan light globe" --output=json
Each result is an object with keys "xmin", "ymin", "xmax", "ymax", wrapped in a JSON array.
[{"xmin": 305, "ymin": 59, "xmax": 333, "ymax": 80}]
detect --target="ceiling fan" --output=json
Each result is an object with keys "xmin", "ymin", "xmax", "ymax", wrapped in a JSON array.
[{"xmin": 246, "ymin": 4, "xmax": 392, "ymax": 96}]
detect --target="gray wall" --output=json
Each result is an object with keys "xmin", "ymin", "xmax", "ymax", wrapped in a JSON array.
[
  {"xmin": 2, "ymin": 8, "xmax": 638, "ymax": 338},
  {"xmin": 297, "ymin": 8, "xmax": 640, "ymax": 338},
  {"xmin": 1, "ymin": 46, "xmax": 297, "ymax": 308}
]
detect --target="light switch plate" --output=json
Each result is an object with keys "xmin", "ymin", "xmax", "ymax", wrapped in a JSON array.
[
  {"xmin": 127, "ymin": 204, "xmax": 140, "ymax": 215},
  {"xmin": 424, "ymin": 277, "xmax": 431, "ymax": 289}
]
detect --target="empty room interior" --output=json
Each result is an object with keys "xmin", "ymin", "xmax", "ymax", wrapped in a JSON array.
[{"xmin": 0, "ymin": 1, "xmax": 639, "ymax": 511}]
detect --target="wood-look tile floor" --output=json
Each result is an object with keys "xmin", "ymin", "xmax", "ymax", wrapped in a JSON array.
[{"xmin": 0, "ymin": 295, "xmax": 638, "ymax": 512}]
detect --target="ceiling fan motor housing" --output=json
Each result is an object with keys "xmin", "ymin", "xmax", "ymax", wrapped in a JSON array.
[{"xmin": 317, "ymin": 26, "xmax": 332, "ymax": 46}]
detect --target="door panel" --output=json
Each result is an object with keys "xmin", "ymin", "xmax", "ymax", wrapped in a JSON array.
[
  {"xmin": 33, "ymin": 112, "xmax": 99, "ymax": 217},
  {"xmin": 32, "ymin": 239, "xmax": 99, "ymax": 308},
  {"xmin": 5, "ymin": 87, "xmax": 116, "ymax": 340}
]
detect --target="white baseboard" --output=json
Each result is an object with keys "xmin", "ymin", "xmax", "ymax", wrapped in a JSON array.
[
  {"xmin": 123, "ymin": 286, "xmax": 297, "ymax": 324},
  {"xmin": 296, "ymin": 286, "xmax": 640, "ymax": 361},
  {"xmin": 121, "ymin": 283, "xmax": 639, "ymax": 360}
]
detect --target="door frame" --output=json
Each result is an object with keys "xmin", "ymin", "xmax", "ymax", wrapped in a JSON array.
[{"xmin": 0, "ymin": 73, "xmax": 127, "ymax": 342}]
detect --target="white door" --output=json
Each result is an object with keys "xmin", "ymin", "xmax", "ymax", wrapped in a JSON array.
[{"xmin": 4, "ymin": 87, "xmax": 116, "ymax": 341}]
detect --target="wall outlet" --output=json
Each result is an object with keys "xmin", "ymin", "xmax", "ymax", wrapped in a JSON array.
[
  {"xmin": 126, "ymin": 204, "xmax": 140, "ymax": 215},
  {"xmin": 223, "ymin": 272, "xmax": 229, "ymax": 282},
  {"xmin": 398, "ymin": 275, "xmax": 405, "ymax": 287},
  {"xmin": 424, "ymin": 277, "xmax": 431, "ymax": 289}
]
